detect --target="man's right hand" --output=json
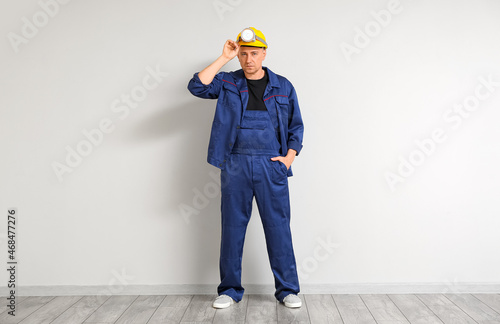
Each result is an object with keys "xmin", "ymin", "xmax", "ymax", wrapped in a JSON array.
[{"xmin": 222, "ymin": 40, "xmax": 239, "ymax": 60}]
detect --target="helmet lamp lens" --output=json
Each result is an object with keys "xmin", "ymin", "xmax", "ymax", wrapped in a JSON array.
[{"xmin": 241, "ymin": 28, "xmax": 255, "ymax": 42}]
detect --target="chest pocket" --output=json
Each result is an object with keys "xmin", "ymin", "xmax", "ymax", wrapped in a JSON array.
[
  {"xmin": 273, "ymin": 95, "xmax": 289, "ymax": 123},
  {"xmin": 222, "ymin": 81, "xmax": 241, "ymax": 110}
]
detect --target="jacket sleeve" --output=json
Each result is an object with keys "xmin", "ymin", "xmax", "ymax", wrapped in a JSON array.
[
  {"xmin": 187, "ymin": 72, "xmax": 224, "ymax": 99},
  {"xmin": 287, "ymin": 86, "xmax": 304, "ymax": 155}
]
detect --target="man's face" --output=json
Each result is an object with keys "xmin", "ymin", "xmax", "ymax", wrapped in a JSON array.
[{"xmin": 237, "ymin": 46, "xmax": 266, "ymax": 75}]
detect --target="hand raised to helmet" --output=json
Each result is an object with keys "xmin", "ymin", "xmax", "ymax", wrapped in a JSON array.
[{"xmin": 222, "ymin": 40, "xmax": 239, "ymax": 60}]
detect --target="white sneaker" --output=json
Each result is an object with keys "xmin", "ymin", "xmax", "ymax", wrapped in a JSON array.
[
  {"xmin": 213, "ymin": 294, "xmax": 234, "ymax": 309},
  {"xmin": 283, "ymin": 294, "xmax": 302, "ymax": 308}
]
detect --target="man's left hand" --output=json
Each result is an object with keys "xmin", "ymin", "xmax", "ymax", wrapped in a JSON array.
[{"xmin": 271, "ymin": 149, "xmax": 297, "ymax": 170}]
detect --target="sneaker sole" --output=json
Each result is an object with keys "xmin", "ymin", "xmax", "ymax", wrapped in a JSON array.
[
  {"xmin": 213, "ymin": 301, "xmax": 233, "ymax": 309},
  {"xmin": 284, "ymin": 301, "xmax": 302, "ymax": 308}
]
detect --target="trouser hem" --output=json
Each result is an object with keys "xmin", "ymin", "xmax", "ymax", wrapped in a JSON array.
[
  {"xmin": 276, "ymin": 289, "xmax": 300, "ymax": 303},
  {"xmin": 217, "ymin": 288, "xmax": 243, "ymax": 303}
]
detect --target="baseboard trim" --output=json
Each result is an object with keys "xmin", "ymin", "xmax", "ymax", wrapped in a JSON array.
[{"xmin": 2, "ymin": 283, "xmax": 499, "ymax": 297}]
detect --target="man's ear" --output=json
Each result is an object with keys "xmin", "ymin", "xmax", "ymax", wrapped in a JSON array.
[{"xmin": 262, "ymin": 48, "xmax": 267, "ymax": 60}]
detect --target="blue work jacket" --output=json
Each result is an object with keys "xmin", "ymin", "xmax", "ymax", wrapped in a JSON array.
[{"xmin": 187, "ymin": 66, "xmax": 304, "ymax": 176}]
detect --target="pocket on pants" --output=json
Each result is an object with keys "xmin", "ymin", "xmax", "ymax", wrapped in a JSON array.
[{"xmin": 270, "ymin": 159, "xmax": 288, "ymax": 184}]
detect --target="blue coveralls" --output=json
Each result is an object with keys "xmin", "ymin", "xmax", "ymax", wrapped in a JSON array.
[
  {"xmin": 187, "ymin": 67, "xmax": 303, "ymax": 303},
  {"xmin": 218, "ymin": 108, "xmax": 300, "ymax": 303}
]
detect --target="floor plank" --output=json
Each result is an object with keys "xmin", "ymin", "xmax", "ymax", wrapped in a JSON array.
[
  {"xmin": 19, "ymin": 296, "xmax": 83, "ymax": 324},
  {"xmin": 0, "ymin": 296, "xmax": 24, "ymax": 321},
  {"xmin": 473, "ymin": 294, "xmax": 500, "ymax": 315},
  {"xmin": 246, "ymin": 294, "xmax": 277, "ymax": 323},
  {"xmin": 304, "ymin": 294, "xmax": 343, "ymax": 323},
  {"xmin": 360, "ymin": 294, "xmax": 410, "ymax": 324},
  {"xmin": 114, "ymin": 295, "xmax": 165, "ymax": 324},
  {"xmin": 160, "ymin": 295, "xmax": 193, "ymax": 307},
  {"xmin": 51, "ymin": 295, "xmax": 110, "ymax": 324},
  {"xmin": 333, "ymin": 294, "xmax": 377, "ymax": 324},
  {"xmin": 445, "ymin": 293, "xmax": 500, "ymax": 323},
  {"xmin": 0, "ymin": 296, "xmax": 55, "ymax": 324},
  {"xmin": 148, "ymin": 295, "xmax": 193, "ymax": 324},
  {"xmin": 213, "ymin": 294, "xmax": 248, "ymax": 324},
  {"xmin": 388, "ymin": 294, "xmax": 444, "ymax": 324},
  {"xmin": 0, "ymin": 296, "xmax": 28, "ymax": 309},
  {"xmin": 180, "ymin": 294, "xmax": 216, "ymax": 323},
  {"xmin": 84, "ymin": 295, "xmax": 138, "ymax": 323},
  {"xmin": 416, "ymin": 294, "xmax": 477, "ymax": 324}
]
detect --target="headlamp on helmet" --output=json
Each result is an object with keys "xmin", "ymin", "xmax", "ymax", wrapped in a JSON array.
[{"xmin": 237, "ymin": 27, "xmax": 268, "ymax": 48}]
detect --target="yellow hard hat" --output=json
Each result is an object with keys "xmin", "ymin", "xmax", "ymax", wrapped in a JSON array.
[{"xmin": 236, "ymin": 27, "xmax": 268, "ymax": 48}]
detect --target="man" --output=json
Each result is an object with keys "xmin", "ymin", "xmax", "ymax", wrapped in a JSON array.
[{"xmin": 187, "ymin": 27, "xmax": 304, "ymax": 309}]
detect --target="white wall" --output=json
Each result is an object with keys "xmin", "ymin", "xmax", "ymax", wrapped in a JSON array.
[{"xmin": 1, "ymin": 0, "xmax": 500, "ymax": 295}]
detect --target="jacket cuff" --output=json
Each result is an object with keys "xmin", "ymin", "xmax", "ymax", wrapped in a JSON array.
[
  {"xmin": 287, "ymin": 141, "xmax": 303, "ymax": 156},
  {"xmin": 191, "ymin": 72, "xmax": 210, "ymax": 88},
  {"xmin": 192, "ymin": 72, "xmax": 202, "ymax": 83}
]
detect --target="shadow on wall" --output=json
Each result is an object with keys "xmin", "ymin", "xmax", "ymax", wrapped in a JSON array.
[{"xmin": 129, "ymin": 94, "xmax": 222, "ymax": 284}]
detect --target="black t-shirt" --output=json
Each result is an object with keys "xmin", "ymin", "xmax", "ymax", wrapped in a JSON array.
[{"xmin": 246, "ymin": 71, "xmax": 269, "ymax": 111}]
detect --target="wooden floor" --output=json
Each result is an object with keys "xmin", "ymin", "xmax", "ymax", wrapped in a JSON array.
[{"xmin": 1, "ymin": 293, "xmax": 499, "ymax": 323}]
